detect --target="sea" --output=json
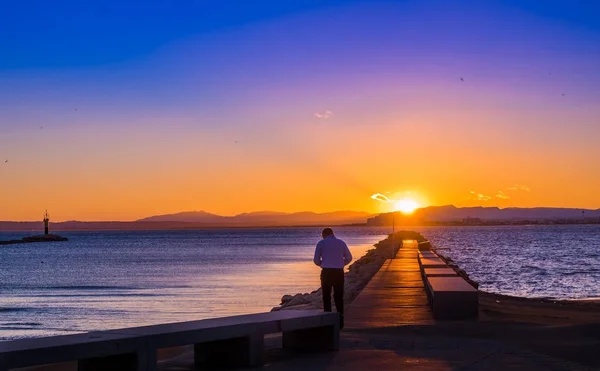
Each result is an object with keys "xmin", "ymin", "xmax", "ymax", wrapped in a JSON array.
[
  {"xmin": 0, "ymin": 227, "xmax": 387, "ymax": 340},
  {"xmin": 1, "ymin": 225, "xmax": 599, "ymax": 340}
]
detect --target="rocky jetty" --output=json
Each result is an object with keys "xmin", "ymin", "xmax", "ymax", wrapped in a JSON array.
[
  {"xmin": 0, "ymin": 234, "xmax": 68, "ymax": 245},
  {"xmin": 272, "ymin": 230, "xmax": 427, "ymax": 312}
]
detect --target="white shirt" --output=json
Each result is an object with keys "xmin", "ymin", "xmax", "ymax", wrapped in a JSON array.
[{"xmin": 313, "ymin": 235, "xmax": 353, "ymax": 269}]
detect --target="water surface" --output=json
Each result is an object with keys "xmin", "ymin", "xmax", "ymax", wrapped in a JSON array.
[{"xmin": 0, "ymin": 227, "xmax": 387, "ymax": 340}]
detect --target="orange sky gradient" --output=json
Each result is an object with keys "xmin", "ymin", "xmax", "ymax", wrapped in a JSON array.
[{"xmin": 2, "ymin": 2, "xmax": 600, "ymax": 221}]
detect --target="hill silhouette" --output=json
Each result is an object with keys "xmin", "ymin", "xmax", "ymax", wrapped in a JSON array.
[
  {"xmin": 137, "ymin": 210, "xmax": 372, "ymax": 226},
  {"xmin": 0, "ymin": 210, "xmax": 373, "ymax": 231},
  {"xmin": 3, "ymin": 206, "xmax": 600, "ymax": 231},
  {"xmin": 367, "ymin": 205, "xmax": 600, "ymax": 226}
]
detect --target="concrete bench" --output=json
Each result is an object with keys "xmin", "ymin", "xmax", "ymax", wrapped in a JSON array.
[
  {"xmin": 0, "ymin": 331, "xmax": 148, "ymax": 371},
  {"xmin": 425, "ymin": 277, "xmax": 478, "ymax": 320},
  {"xmin": 418, "ymin": 256, "xmax": 447, "ymax": 269},
  {"xmin": 418, "ymin": 251, "xmax": 438, "ymax": 259},
  {"xmin": 417, "ymin": 240, "xmax": 433, "ymax": 251},
  {"xmin": 0, "ymin": 310, "xmax": 338, "ymax": 371},
  {"xmin": 423, "ymin": 267, "xmax": 458, "ymax": 277}
]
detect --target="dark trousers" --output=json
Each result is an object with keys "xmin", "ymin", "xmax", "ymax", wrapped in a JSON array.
[{"xmin": 321, "ymin": 268, "xmax": 345, "ymax": 314}]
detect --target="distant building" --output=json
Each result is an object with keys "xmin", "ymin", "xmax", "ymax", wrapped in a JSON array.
[{"xmin": 461, "ymin": 217, "xmax": 483, "ymax": 225}]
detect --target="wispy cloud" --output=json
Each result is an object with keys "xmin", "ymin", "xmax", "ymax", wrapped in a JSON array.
[
  {"xmin": 469, "ymin": 190, "xmax": 491, "ymax": 201},
  {"xmin": 507, "ymin": 184, "xmax": 531, "ymax": 192},
  {"xmin": 496, "ymin": 190, "xmax": 510, "ymax": 200},
  {"xmin": 371, "ymin": 193, "xmax": 393, "ymax": 203},
  {"xmin": 315, "ymin": 110, "xmax": 333, "ymax": 119}
]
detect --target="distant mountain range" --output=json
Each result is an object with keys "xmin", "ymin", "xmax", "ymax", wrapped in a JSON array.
[
  {"xmin": 367, "ymin": 205, "xmax": 600, "ymax": 226},
  {"xmin": 0, "ymin": 210, "xmax": 373, "ymax": 231},
  {"xmin": 137, "ymin": 210, "xmax": 372, "ymax": 226},
  {"xmin": 3, "ymin": 206, "xmax": 600, "ymax": 232}
]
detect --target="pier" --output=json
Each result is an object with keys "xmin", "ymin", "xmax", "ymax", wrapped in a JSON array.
[{"xmin": 345, "ymin": 240, "xmax": 434, "ymax": 328}]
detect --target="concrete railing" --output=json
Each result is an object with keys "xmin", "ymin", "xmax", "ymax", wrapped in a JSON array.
[{"xmin": 0, "ymin": 310, "xmax": 339, "ymax": 371}]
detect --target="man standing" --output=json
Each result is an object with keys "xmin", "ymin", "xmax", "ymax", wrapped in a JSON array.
[{"xmin": 313, "ymin": 228, "xmax": 353, "ymax": 329}]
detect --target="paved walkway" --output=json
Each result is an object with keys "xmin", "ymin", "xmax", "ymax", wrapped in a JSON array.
[{"xmin": 345, "ymin": 240, "xmax": 434, "ymax": 329}]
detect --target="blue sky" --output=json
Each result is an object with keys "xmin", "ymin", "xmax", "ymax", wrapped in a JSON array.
[{"xmin": 3, "ymin": 0, "xmax": 599, "ymax": 70}]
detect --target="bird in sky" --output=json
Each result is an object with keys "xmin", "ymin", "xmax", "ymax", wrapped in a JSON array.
[
  {"xmin": 562, "ymin": 93, "xmax": 565, "ymax": 96},
  {"xmin": 460, "ymin": 77, "xmax": 464, "ymax": 82},
  {"xmin": 4, "ymin": 159, "xmax": 8, "ymax": 163}
]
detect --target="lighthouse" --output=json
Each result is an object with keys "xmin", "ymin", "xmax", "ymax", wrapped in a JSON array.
[{"xmin": 43, "ymin": 210, "xmax": 50, "ymax": 235}]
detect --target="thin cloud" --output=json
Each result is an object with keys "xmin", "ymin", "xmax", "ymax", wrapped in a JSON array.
[
  {"xmin": 315, "ymin": 110, "xmax": 333, "ymax": 119},
  {"xmin": 496, "ymin": 190, "xmax": 510, "ymax": 200},
  {"xmin": 507, "ymin": 184, "xmax": 531, "ymax": 192},
  {"xmin": 469, "ymin": 190, "xmax": 491, "ymax": 202},
  {"xmin": 371, "ymin": 193, "xmax": 393, "ymax": 203}
]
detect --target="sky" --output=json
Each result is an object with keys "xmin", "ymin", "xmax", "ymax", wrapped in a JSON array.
[{"xmin": 1, "ymin": 0, "xmax": 600, "ymax": 221}]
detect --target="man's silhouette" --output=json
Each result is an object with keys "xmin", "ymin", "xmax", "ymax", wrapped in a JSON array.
[{"xmin": 313, "ymin": 228, "xmax": 353, "ymax": 329}]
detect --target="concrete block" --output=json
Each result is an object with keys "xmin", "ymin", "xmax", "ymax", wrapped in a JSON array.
[
  {"xmin": 78, "ymin": 352, "xmax": 137, "ymax": 371},
  {"xmin": 282, "ymin": 323, "xmax": 339, "ymax": 351},
  {"xmin": 424, "ymin": 268, "xmax": 458, "ymax": 277},
  {"xmin": 418, "ymin": 257, "xmax": 447, "ymax": 269},
  {"xmin": 194, "ymin": 332, "xmax": 263, "ymax": 367},
  {"xmin": 0, "ymin": 332, "xmax": 146, "ymax": 370},
  {"xmin": 280, "ymin": 311, "xmax": 338, "ymax": 332},
  {"xmin": 417, "ymin": 241, "xmax": 433, "ymax": 251},
  {"xmin": 419, "ymin": 251, "xmax": 438, "ymax": 258},
  {"xmin": 426, "ymin": 277, "xmax": 478, "ymax": 320}
]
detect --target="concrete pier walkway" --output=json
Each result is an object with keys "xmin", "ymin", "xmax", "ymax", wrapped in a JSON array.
[{"xmin": 345, "ymin": 240, "xmax": 434, "ymax": 329}]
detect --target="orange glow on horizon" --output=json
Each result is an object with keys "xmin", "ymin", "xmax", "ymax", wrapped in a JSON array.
[{"xmin": 394, "ymin": 199, "xmax": 419, "ymax": 214}]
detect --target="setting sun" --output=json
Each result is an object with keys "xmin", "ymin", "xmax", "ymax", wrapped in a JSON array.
[{"xmin": 394, "ymin": 199, "xmax": 419, "ymax": 214}]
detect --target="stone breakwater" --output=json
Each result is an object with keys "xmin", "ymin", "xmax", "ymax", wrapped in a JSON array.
[
  {"xmin": 0, "ymin": 234, "xmax": 68, "ymax": 245},
  {"xmin": 271, "ymin": 231, "xmax": 427, "ymax": 312}
]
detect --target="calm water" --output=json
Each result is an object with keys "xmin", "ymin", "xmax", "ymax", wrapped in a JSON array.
[
  {"xmin": 2, "ymin": 225, "xmax": 600, "ymax": 341},
  {"xmin": 415, "ymin": 225, "xmax": 600, "ymax": 300},
  {"xmin": 0, "ymin": 227, "xmax": 388, "ymax": 340}
]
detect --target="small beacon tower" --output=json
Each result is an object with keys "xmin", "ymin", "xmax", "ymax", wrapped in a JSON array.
[{"xmin": 43, "ymin": 210, "xmax": 50, "ymax": 235}]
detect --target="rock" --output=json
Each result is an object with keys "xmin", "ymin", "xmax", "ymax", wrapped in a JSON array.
[
  {"xmin": 286, "ymin": 294, "xmax": 308, "ymax": 307},
  {"xmin": 281, "ymin": 295, "xmax": 293, "ymax": 304}
]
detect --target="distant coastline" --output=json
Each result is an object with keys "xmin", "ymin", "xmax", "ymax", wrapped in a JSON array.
[
  {"xmin": 366, "ymin": 219, "xmax": 600, "ymax": 227},
  {"xmin": 2, "ymin": 220, "xmax": 600, "ymax": 232},
  {"xmin": 2, "ymin": 206, "xmax": 600, "ymax": 231},
  {"xmin": 367, "ymin": 205, "xmax": 600, "ymax": 227}
]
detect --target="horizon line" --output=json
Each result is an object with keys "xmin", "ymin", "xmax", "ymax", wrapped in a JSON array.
[{"xmin": 2, "ymin": 204, "xmax": 600, "ymax": 223}]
